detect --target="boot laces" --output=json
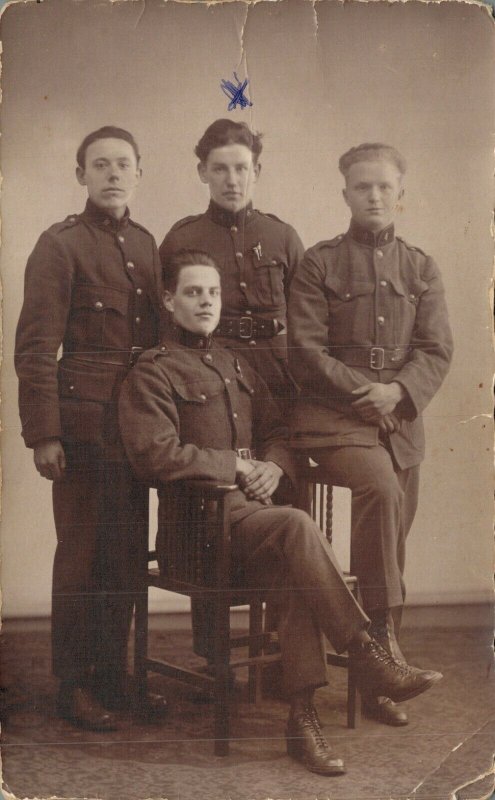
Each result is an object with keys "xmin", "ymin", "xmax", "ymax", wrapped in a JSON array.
[
  {"xmin": 368, "ymin": 640, "xmax": 414, "ymax": 675},
  {"xmin": 301, "ymin": 704, "xmax": 327, "ymax": 751}
]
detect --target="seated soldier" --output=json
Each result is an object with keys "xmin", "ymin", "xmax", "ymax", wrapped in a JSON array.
[{"xmin": 118, "ymin": 249, "xmax": 443, "ymax": 776}]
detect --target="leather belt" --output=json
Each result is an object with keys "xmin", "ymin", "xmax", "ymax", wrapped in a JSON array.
[
  {"xmin": 216, "ymin": 315, "xmax": 282, "ymax": 340},
  {"xmin": 64, "ymin": 347, "xmax": 144, "ymax": 368},
  {"xmin": 328, "ymin": 346, "xmax": 412, "ymax": 370}
]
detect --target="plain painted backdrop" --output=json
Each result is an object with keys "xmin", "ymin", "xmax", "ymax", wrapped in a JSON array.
[{"xmin": 1, "ymin": 0, "xmax": 493, "ymax": 616}]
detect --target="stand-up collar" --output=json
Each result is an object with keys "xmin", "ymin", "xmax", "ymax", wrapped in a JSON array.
[
  {"xmin": 349, "ymin": 219, "xmax": 395, "ymax": 248},
  {"xmin": 172, "ymin": 324, "xmax": 214, "ymax": 351},
  {"xmin": 207, "ymin": 200, "xmax": 254, "ymax": 229},
  {"xmin": 83, "ymin": 199, "xmax": 130, "ymax": 230}
]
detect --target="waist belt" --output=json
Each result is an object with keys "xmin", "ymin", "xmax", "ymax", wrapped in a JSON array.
[
  {"xmin": 216, "ymin": 315, "xmax": 282, "ymax": 340},
  {"xmin": 328, "ymin": 346, "xmax": 412, "ymax": 370},
  {"xmin": 63, "ymin": 347, "xmax": 144, "ymax": 368}
]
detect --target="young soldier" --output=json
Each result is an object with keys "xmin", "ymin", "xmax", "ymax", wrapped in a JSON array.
[
  {"xmin": 119, "ymin": 249, "xmax": 443, "ymax": 776},
  {"xmin": 15, "ymin": 126, "xmax": 166, "ymax": 730},
  {"xmin": 288, "ymin": 144, "xmax": 453, "ymax": 726},
  {"xmin": 159, "ymin": 118, "xmax": 304, "ymax": 670},
  {"xmin": 159, "ymin": 118, "xmax": 303, "ymax": 417}
]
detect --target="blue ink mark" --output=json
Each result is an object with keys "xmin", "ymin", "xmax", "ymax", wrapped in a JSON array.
[{"xmin": 220, "ymin": 72, "xmax": 253, "ymax": 111}]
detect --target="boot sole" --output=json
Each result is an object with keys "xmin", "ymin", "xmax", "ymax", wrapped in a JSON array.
[{"xmin": 362, "ymin": 701, "xmax": 409, "ymax": 727}]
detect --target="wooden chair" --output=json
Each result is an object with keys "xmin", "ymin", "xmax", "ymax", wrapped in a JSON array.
[
  {"xmin": 294, "ymin": 458, "xmax": 361, "ymax": 728},
  {"xmin": 133, "ymin": 468, "xmax": 361, "ymax": 756}
]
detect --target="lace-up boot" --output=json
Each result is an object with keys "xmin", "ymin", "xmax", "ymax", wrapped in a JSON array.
[{"xmin": 286, "ymin": 703, "xmax": 346, "ymax": 775}]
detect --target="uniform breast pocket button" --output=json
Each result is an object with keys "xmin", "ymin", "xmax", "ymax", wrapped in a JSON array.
[
  {"xmin": 69, "ymin": 385, "xmax": 75, "ymax": 391},
  {"xmin": 233, "ymin": 412, "xmax": 238, "ymax": 419},
  {"xmin": 94, "ymin": 301, "xmax": 103, "ymax": 310},
  {"xmin": 345, "ymin": 293, "xmax": 351, "ymax": 300},
  {"xmin": 224, "ymin": 378, "xmax": 231, "ymax": 384},
  {"xmin": 200, "ymin": 394, "xmax": 207, "ymax": 401},
  {"xmin": 236, "ymin": 252, "xmax": 244, "ymax": 259}
]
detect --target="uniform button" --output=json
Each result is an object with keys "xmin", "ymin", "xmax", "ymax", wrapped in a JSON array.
[
  {"xmin": 271, "ymin": 259, "xmax": 278, "ymax": 265},
  {"xmin": 376, "ymin": 250, "xmax": 383, "ymax": 258},
  {"xmin": 118, "ymin": 235, "xmax": 125, "ymax": 243},
  {"xmin": 240, "ymin": 281, "xmax": 247, "ymax": 289},
  {"xmin": 135, "ymin": 316, "xmax": 141, "ymax": 323},
  {"xmin": 69, "ymin": 384, "xmax": 75, "ymax": 391},
  {"xmin": 200, "ymin": 394, "xmax": 207, "ymax": 400},
  {"xmin": 409, "ymin": 293, "xmax": 415, "ymax": 300},
  {"xmin": 127, "ymin": 261, "xmax": 135, "ymax": 269},
  {"xmin": 103, "ymin": 219, "xmax": 111, "ymax": 226},
  {"xmin": 224, "ymin": 378, "xmax": 231, "ymax": 384},
  {"xmin": 245, "ymin": 309, "xmax": 252, "ymax": 315},
  {"xmin": 205, "ymin": 354, "xmax": 212, "ymax": 362},
  {"xmin": 161, "ymin": 346, "xmax": 166, "ymax": 351},
  {"xmin": 231, "ymin": 225, "xmax": 238, "ymax": 233},
  {"xmin": 95, "ymin": 301, "xmax": 103, "ymax": 310},
  {"xmin": 235, "ymin": 252, "xmax": 243, "ymax": 259},
  {"xmin": 345, "ymin": 292, "xmax": 351, "ymax": 299},
  {"xmin": 380, "ymin": 280, "xmax": 388, "ymax": 287},
  {"xmin": 249, "ymin": 339, "xmax": 256, "ymax": 346},
  {"xmin": 233, "ymin": 412, "xmax": 238, "ymax": 419},
  {"xmin": 377, "ymin": 315, "xmax": 385, "ymax": 325},
  {"xmin": 68, "ymin": 216, "xmax": 76, "ymax": 223},
  {"xmin": 136, "ymin": 288, "xmax": 143, "ymax": 295}
]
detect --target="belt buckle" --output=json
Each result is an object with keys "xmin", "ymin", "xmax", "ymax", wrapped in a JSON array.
[
  {"xmin": 236, "ymin": 448, "xmax": 252, "ymax": 460},
  {"xmin": 370, "ymin": 347, "xmax": 385, "ymax": 370},
  {"xmin": 239, "ymin": 316, "xmax": 253, "ymax": 339},
  {"xmin": 129, "ymin": 346, "xmax": 144, "ymax": 367}
]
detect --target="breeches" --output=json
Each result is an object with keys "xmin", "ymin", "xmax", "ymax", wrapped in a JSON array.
[
  {"xmin": 306, "ymin": 444, "xmax": 420, "ymax": 612},
  {"xmin": 51, "ymin": 442, "xmax": 146, "ymax": 683},
  {"xmin": 192, "ymin": 505, "xmax": 368, "ymax": 696}
]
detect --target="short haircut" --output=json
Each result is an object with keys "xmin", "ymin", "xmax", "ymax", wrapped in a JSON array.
[
  {"xmin": 195, "ymin": 119, "xmax": 263, "ymax": 163},
  {"xmin": 339, "ymin": 143, "xmax": 407, "ymax": 177},
  {"xmin": 76, "ymin": 126, "xmax": 140, "ymax": 169},
  {"xmin": 162, "ymin": 249, "xmax": 221, "ymax": 293}
]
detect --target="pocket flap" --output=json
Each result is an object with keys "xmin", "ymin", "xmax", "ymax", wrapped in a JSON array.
[
  {"xmin": 72, "ymin": 284, "xmax": 129, "ymax": 315},
  {"xmin": 173, "ymin": 379, "xmax": 225, "ymax": 403},
  {"xmin": 325, "ymin": 274, "xmax": 374, "ymax": 301},
  {"xmin": 58, "ymin": 363, "xmax": 118, "ymax": 402}
]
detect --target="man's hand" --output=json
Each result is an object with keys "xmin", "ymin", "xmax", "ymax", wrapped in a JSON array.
[
  {"xmin": 377, "ymin": 413, "xmax": 402, "ymax": 434},
  {"xmin": 235, "ymin": 458, "xmax": 283, "ymax": 504},
  {"xmin": 351, "ymin": 382, "xmax": 405, "ymax": 420},
  {"xmin": 34, "ymin": 438, "xmax": 66, "ymax": 481}
]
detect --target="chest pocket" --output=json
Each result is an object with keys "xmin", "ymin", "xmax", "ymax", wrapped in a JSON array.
[
  {"xmin": 251, "ymin": 254, "xmax": 286, "ymax": 309},
  {"xmin": 70, "ymin": 285, "xmax": 129, "ymax": 348},
  {"xmin": 388, "ymin": 276, "xmax": 429, "ymax": 333},
  {"xmin": 324, "ymin": 275, "xmax": 375, "ymax": 342},
  {"xmin": 173, "ymin": 379, "xmax": 225, "ymax": 405}
]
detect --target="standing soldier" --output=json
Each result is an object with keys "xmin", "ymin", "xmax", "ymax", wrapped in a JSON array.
[
  {"xmin": 288, "ymin": 143, "xmax": 453, "ymax": 726},
  {"xmin": 159, "ymin": 119, "xmax": 304, "ymax": 671},
  {"xmin": 15, "ymin": 126, "xmax": 167, "ymax": 730}
]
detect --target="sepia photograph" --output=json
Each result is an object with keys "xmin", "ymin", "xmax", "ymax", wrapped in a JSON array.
[{"xmin": 0, "ymin": 1, "xmax": 493, "ymax": 799}]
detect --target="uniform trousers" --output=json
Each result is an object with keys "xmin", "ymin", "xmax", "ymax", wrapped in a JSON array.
[
  {"xmin": 51, "ymin": 439, "xmax": 145, "ymax": 686},
  {"xmin": 193, "ymin": 505, "xmax": 368, "ymax": 696},
  {"xmin": 306, "ymin": 443, "xmax": 420, "ymax": 613}
]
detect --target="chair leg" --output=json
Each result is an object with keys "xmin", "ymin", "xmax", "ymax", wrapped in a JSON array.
[
  {"xmin": 347, "ymin": 663, "xmax": 361, "ymax": 729},
  {"xmin": 248, "ymin": 598, "xmax": 264, "ymax": 704},
  {"xmin": 213, "ymin": 594, "xmax": 231, "ymax": 756},
  {"xmin": 134, "ymin": 587, "xmax": 149, "ymax": 704}
]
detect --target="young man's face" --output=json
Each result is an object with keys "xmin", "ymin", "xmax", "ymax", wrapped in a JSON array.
[
  {"xmin": 343, "ymin": 159, "xmax": 404, "ymax": 232},
  {"xmin": 76, "ymin": 137, "xmax": 141, "ymax": 219},
  {"xmin": 197, "ymin": 144, "xmax": 260, "ymax": 213},
  {"xmin": 163, "ymin": 265, "xmax": 221, "ymax": 336}
]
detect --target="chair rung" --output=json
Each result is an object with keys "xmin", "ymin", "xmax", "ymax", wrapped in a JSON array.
[
  {"xmin": 326, "ymin": 652, "xmax": 350, "ymax": 668},
  {"xmin": 144, "ymin": 658, "xmax": 213, "ymax": 689},
  {"xmin": 228, "ymin": 652, "xmax": 281, "ymax": 670}
]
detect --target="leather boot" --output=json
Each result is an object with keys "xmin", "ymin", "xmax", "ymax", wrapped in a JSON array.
[
  {"xmin": 365, "ymin": 609, "xmax": 409, "ymax": 725},
  {"xmin": 93, "ymin": 672, "xmax": 168, "ymax": 717},
  {"xmin": 286, "ymin": 700, "xmax": 346, "ymax": 775},
  {"xmin": 350, "ymin": 637, "xmax": 442, "ymax": 703},
  {"xmin": 57, "ymin": 685, "xmax": 120, "ymax": 731}
]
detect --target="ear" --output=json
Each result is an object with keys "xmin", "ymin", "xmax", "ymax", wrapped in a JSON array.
[
  {"xmin": 76, "ymin": 166, "xmax": 86, "ymax": 186},
  {"xmin": 253, "ymin": 161, "xmax": 261, "ymax": 181},
  {"xmin": 135, "ymin": 166, "xmax": 143, "ymax": 182},
  {"xmin": 163, "ymin": 290, "xmax": 175, "ymax": 314},
  {"xmin": 342, "ymin": 187, "xmax": 350, "ymax": 207},
  {"xmin": 398, "ymin": 186, "xmax": 405, "ymax": 200},
  {"xmin": 197, "ymin": 161, "xmax": 209, "ymax": 185}
]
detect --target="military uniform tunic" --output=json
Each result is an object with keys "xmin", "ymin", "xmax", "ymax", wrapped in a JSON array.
[
  {"xmin": 15, "ymin": 200, "xmax": 162, "ymax": 684},
  {"xmin": 119, "ymin": 329, "xmax": 369, "ymax": 695},
  {"xmin": 159, "ymin": 201, "xmax": 304, "ymax": 413},
  {"xmin": 288, "ymin": 221, "xmax": 453, "ymax": 611}
]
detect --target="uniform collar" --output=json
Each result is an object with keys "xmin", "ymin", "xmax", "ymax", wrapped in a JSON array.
[
  {"xmin": 83, "ymin": 199, "xmax": 130, "ymax": 230},
  {"xmin": 207, "ymin": 200, "xmax": 254, "ymax": 229},
  {"xmin": 349, "ymin": 219, "xmax": 395, "ymax": 248},
  {"xmin": 172, "ymin": 324, "xmax": 213, "ymax": 351}
]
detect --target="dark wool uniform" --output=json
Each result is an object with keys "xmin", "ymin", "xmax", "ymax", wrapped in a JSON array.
[
  {"xmin": 159, "ymin": 201, "xmax": 304, "ymax": 415},
  {"xmin": 15, "ymin": 200, "xmax": 162, "ymax": 687},
  {"xmin": 288, "ymin": 220, "xmax": 453, "ymax": 612},
  {"xmin": 118, "ymin": 330, "xmax": 369, "ymax": 696}
]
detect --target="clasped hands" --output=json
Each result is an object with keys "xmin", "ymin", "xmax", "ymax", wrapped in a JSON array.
[
  {"xmin": 235, "ymin": 458, "xmax": 283, "ymax": 505},
  {"xmin": 351, "ymin": 381, "xmax": 405, "ymax": 434}
]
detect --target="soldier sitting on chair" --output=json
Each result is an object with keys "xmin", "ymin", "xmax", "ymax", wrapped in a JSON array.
[
  {"xmin": 118, "ymin": 248, "xmax": 443, "ymax": 776},
  {"xmin": 287, "ymin": 143, "xmax": 453, "ymax": 727}
]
